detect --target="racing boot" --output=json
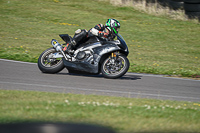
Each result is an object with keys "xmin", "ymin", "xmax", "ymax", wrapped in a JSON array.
[
  {"xmin": 63, "ymin": 29, "xmax": 87, "ymax": 54},
  {"xmin": 63, "ymin": 40, "xmax": 76, "ymax": 54}
]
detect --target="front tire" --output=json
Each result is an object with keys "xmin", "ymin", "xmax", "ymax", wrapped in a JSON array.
[
  {"xmin": 38, "ymin": 47, "xmax": 64, "ymax": 73},
  {"xmin": 101, "ymin": 54, "xmax": 129, "ymax": 79}
]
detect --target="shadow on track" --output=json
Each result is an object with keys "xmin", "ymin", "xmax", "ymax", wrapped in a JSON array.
[{"xmin": 57, "ymin": 72, "xmax": 142, "ymax": 80}]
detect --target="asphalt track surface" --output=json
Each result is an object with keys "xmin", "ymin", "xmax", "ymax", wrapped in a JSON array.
[{"xmin": 0, "ymin": 59, "xmax": 200, "ymax": 102}]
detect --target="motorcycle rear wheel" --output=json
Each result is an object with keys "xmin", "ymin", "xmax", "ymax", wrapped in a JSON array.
[
  {"xmin": 38, "ymin": 47, "xmax": 64, "ymax": 73},
  {"xmin": 101, "ymin": 54, "xmax": 129, "ymax": 79}
]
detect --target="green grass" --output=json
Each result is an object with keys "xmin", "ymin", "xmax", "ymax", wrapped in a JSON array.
[
  {"xmin": 0, "ymin": 90, "xmax": 200, "ymax": 132},
  {"xmin": 0, "ymin": 0, "xmax": 200, "ymax": 78},
  {"xmin": 1, "ymin": 1, "xmax": 199, "ymax": 132}
]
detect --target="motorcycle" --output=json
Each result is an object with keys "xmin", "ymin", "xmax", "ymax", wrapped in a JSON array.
[{"xmin": 37, "ymin": 33, "xmax": 129, "ymax": 79}]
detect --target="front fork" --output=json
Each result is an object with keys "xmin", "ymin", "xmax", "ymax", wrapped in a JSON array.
[
  {"xmin": 109, "ymin": 52, "xmax": 119, "ymax": 65},
  {"xmin": 111, "ymin": 52, "xmax": 119, "ymax": 61}
]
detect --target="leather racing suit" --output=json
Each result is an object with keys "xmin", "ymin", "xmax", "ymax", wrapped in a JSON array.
[{"xmin": 63, "ymin": 23, "xmax": 115, "ymax": 52}]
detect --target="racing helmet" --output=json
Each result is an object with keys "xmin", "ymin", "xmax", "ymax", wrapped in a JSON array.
[{"xmin": 105, "ymin": 19, "xmax": 120, "ymax": 34}]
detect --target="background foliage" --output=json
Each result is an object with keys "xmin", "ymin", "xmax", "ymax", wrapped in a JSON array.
[{"xmin": 0, "ymin": 0, "xmax": 199, "ymax": 77}]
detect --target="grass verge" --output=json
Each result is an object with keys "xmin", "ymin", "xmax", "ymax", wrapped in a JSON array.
[
  {"xmin": 109, "ymin": 0, "xmax": 197, "ymax": 21},
  {"xmin": 0, "ymin": 0, "xmax": 199, "ymax": 78},
  {"xmin": 0, "ymin": 90, "xmax": 200, "ymax": 132}
]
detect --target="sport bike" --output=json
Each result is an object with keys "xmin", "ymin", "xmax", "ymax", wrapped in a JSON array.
[{"xmin": 37, "ymin": 33, "xmax": 129, "ymax": 79}]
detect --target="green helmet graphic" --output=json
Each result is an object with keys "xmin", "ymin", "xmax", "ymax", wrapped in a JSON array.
[{"xmin": 105, "ymin": 19, "xmax": 120, "ymax": 34}]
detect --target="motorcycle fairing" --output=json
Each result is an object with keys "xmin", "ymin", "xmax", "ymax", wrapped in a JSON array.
[
  {"xmin": 116, "ymin": 34, "xmax": 129, "ymax": 55},
  {"xmin": 63, "ymin": 58, "xmax": 99, "ymax": 74},
  {"xmin": 92, "ymin": 43, "xmax": 120, "ymax": 56},
  {"xmin": 63, "ymin": 43, "xmax": 121, "ymax": 74},
  {"xmin": 59, "ymin": 34, "xmax": 72, "ymax": 43}
]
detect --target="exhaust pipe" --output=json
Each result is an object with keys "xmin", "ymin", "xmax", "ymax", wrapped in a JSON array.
[
  {"xmin": 51, "ymin": 39, "xmax": 62, "ymax": 51},
  {"xmin": 51, "ymin": 39, "xmax": 69, "ymax": 60}
]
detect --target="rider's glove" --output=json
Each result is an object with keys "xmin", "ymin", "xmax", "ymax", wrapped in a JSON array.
[{"xmin": 94, "ymin": 24, "xmax": 105, "ymax": 31}]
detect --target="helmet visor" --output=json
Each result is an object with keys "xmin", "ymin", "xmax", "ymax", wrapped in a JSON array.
[{"xmin": 113, "ymin": 27, "xmax": 120, "ymax": 34}]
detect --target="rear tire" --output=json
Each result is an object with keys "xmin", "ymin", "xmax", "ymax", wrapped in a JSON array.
[
  {"xmin": 101, "ymin": 54, "xmax": 129, "ymax": 79},
  {"xmin": 38, "ymin": 48, "xmax": 64, "ymax": 73}
]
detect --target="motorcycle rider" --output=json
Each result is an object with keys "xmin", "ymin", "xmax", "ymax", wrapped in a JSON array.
[{"xmin": 63, "ymin": 18, "xmax": 120, "ymax": 53}]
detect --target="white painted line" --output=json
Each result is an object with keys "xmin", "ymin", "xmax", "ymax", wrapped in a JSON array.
[
  {"xmin": 1, "ymin": 59, "xmax": 199, "ymax": 81},
  {"xmin": 127, "ymin": 72, "xmax": 200, "ymax": 82},
  {"xmin": 0, "ymin": 59, "xmax": 36, "ymax": 65},
  {"xmin": 1, "ymin": 81, "xmax": 200, "ymax": 101}
]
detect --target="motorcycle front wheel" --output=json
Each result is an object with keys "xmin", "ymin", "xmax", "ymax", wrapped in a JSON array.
[
  {"xmin": 101, "ymin": 54, "xmax": 130, "ymax": 79},
  {"xmin": 38, "ymin": 47, "xmax": 64, "ymax": 73}
]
